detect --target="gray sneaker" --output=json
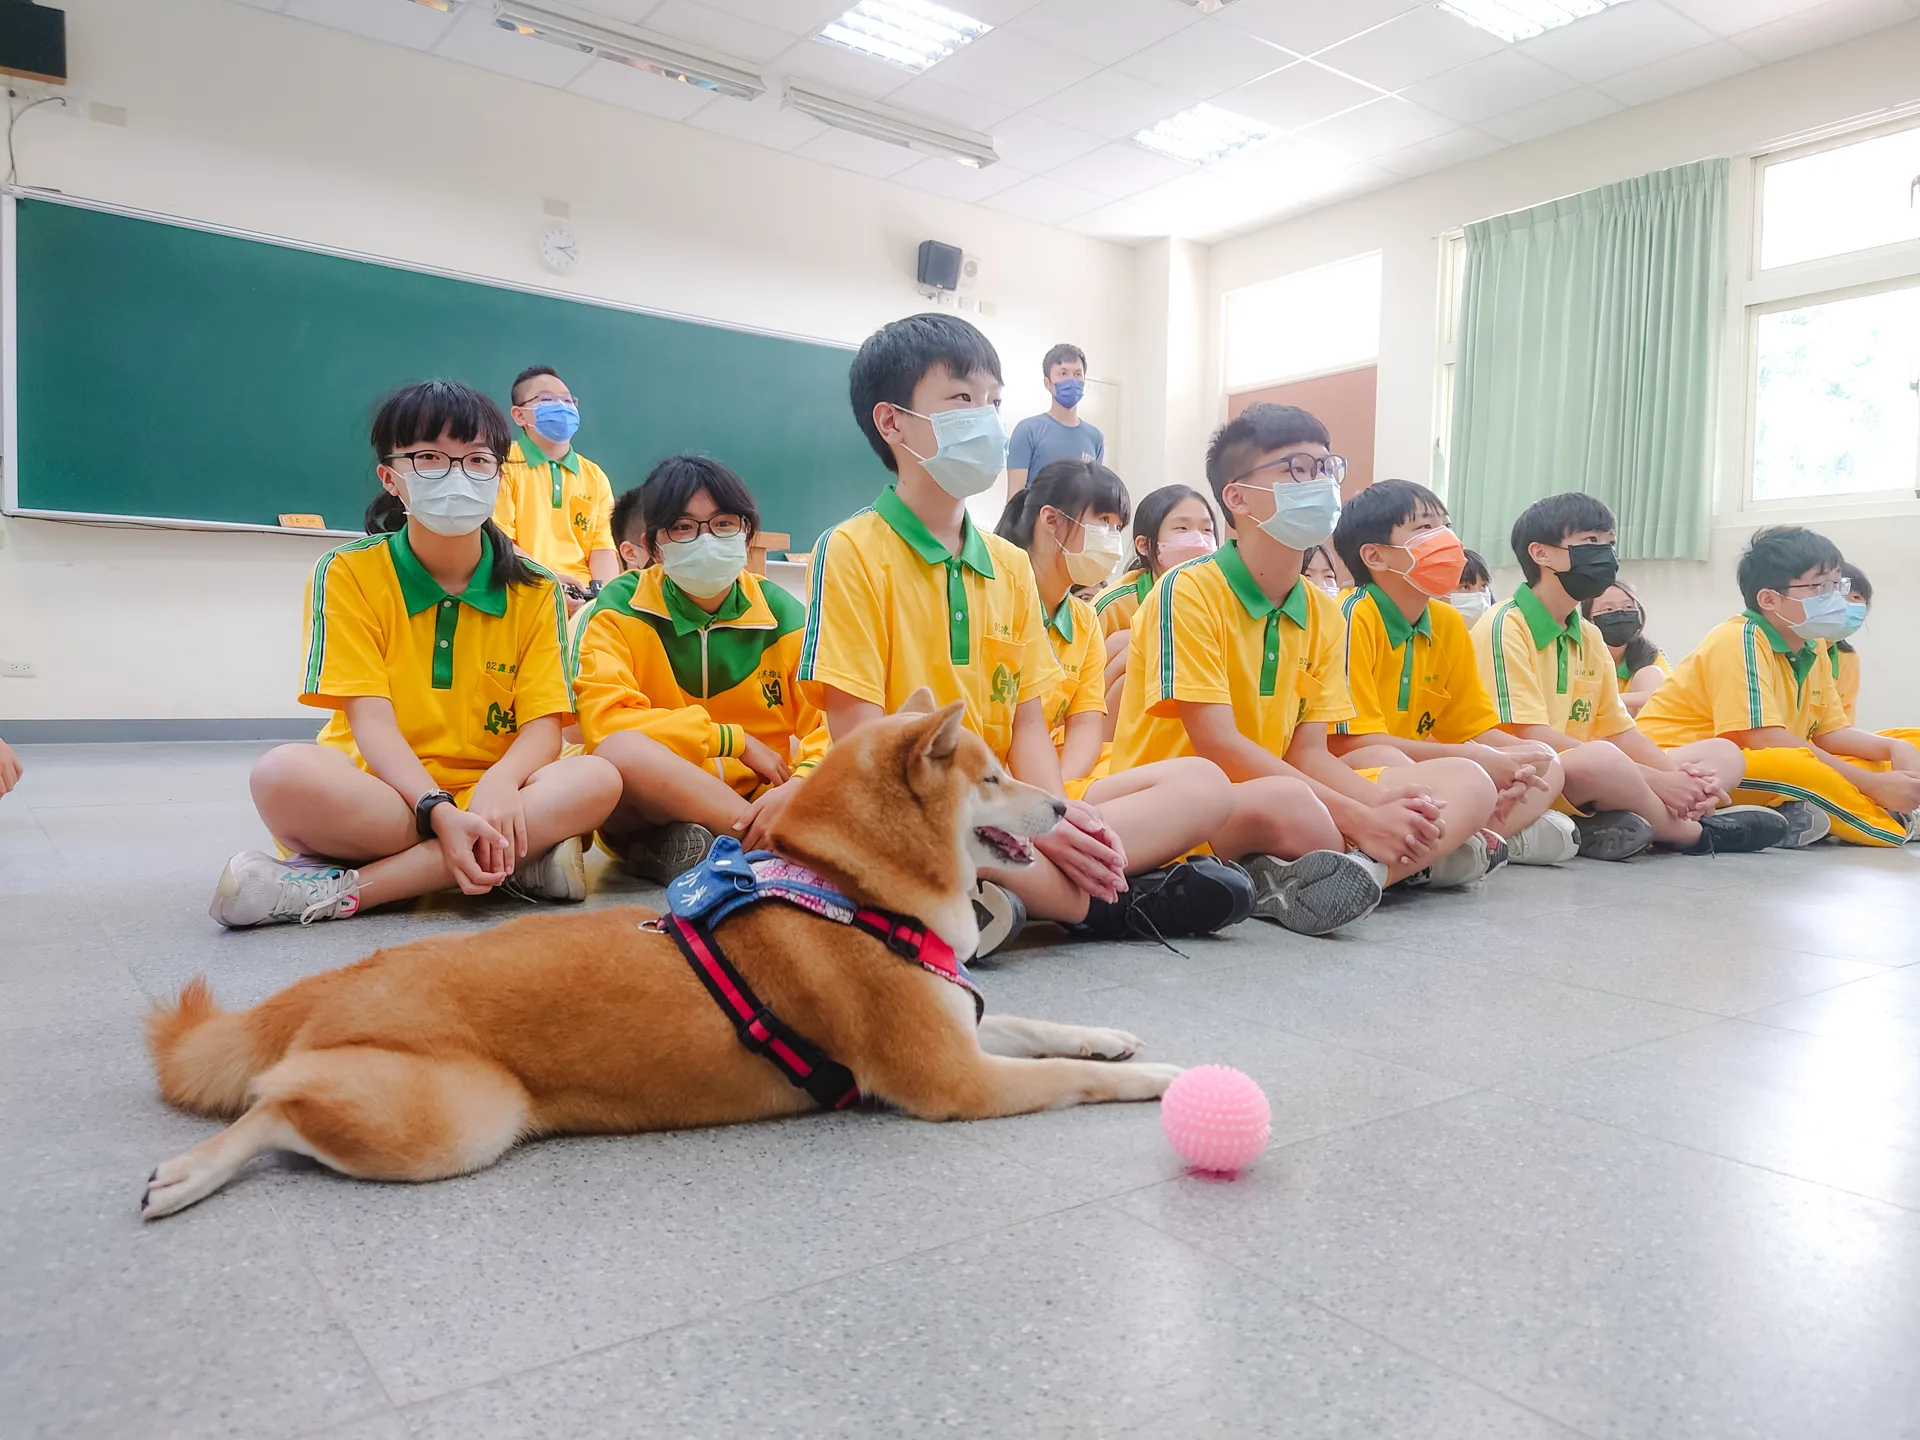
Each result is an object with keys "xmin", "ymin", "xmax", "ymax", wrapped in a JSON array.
[
  {"xmin": 971, "ymin": 880, "xmax": 1027, "ymax": 959},
  {"xmin": 1572, "ymin": 810, "xmax": 1655, "ymax": 861},
  {"xmin": 1770, "ymin": 799, "xmax": 1831, "ymax": 849},
  {"xmin": 622, "ymin": 823, "xmax": 716, "ymax": 883},
  {"xmin": 1240, "ymin": 850, "xmax": 1384, "ymax": 936},
  {"xmin": 500, "ymin": 835, "xmax": 587, "ymax": 903},
  {"xmin": 209, "ymin": 851, "xmax": 361, "ymax": 928}
]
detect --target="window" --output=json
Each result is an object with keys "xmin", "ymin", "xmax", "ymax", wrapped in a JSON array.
[
  {"xmin": 1433, "ymin": 231, "xmax": 1465, "ymax": 498},
  {"xmin": 1223, "ymin": 251, "xmax": 1381, "ymax": 394},
  {"xmin": 1745, "ymin": 116, "xmax": 1920, "ymax": 507}
]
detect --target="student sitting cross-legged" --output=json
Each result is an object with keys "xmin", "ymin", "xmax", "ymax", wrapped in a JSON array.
[
  {"xmin": 1091, "ymin": 483, "xmax": 1217, "ymax": 726},
  {"xmin": 212, "ymin": 380, "xmax": 622, "ymax": 928},
  {"xmin": 1637, "ymin": 528, "xmax": 1919, "ymax": 847},
  {"xmin": 1327, "ymin": 479, "xmax": 1575, "ymax": 867},
  {"xmin": 1471, "ymin": 493, "xmax": 1788, "ymax": 860},
  {"xmin": 1110, "ymin": 404, "xmax": 1505, "ymax": 934},
  {"xmin": 572, "ymin": 455, "xmax": 829, "ymax": 881},
  {"xmin": 783, "ymin": 312, "xmax": 1250, "ymax": 955},
  {"xmin": 1580, "ymin": 581, "xmax": 1673, "ymax": 716},
  {"xmin": 1830, "ymin": 562, "xmax": 1920, "ymax": 767}
]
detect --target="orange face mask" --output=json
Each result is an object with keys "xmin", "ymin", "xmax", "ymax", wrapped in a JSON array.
[{"xmin": 1382, "ymin": 527, "xmax": 1466, "ymax": 597}]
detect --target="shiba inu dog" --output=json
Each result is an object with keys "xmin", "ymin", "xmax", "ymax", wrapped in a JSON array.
[{"xmin": 142, "ymin": 692, "xmax": 1181, "ymax": 1219}]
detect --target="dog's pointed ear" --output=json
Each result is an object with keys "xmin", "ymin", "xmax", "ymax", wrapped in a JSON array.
[
  {"xmin": 899, "ymin": 687, "xmax": 936, "ymax": 716},
  {"xmin": 920, "ymin": 700, "xmax": 967, "ymax": 762}
]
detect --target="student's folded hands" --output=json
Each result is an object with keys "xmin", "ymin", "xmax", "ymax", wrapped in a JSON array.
[
  {"xmin": 431, "ymin": 803, "xmax": 514, "ymax": 894},
  {"xmin": 1860, "ymin": 766, "xmax": 1920, "ymax": 815},
  {"xmin": 739, "ymin": 735, "xmax": 793, "ymax": 789},
  {"xmin": 1646, "ymin": 765, "xmax": 1717, "ymax": 823},
  {"xmin": 1466, "ymin": 742, "xmax": 1552, "ymax": 797},
  {"xmin": 1034, "ymin": 798, "xmax": 1128, "ymax": 903},
  {"xmin": 467, "ymin": 777, "xmax": 531, "ymax": 865},
  {"xmin": 1350, "ymin": 789, "xmax": 1447, "ymax": 870}
]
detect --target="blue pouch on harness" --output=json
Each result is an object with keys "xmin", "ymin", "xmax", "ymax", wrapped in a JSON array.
[{"xmin": 665, "ymin": 836, "xmax": 758, "ymax": 925}]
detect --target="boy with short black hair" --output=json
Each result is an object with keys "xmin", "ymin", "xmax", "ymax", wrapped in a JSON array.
[
  {"xmin": 608, "ymin": 485, "xmax": 648, "ymax": 573},
  {"xmin": 1007, "ymin": 342, "xmax": 1104, "ymax": 492},
  {"xmin": 494, "ymin": 365, "xmax": 618, "ymax": 610},
  {"xmin": 791, "ymin": 314, "xmax": 1250, "ymax": 953},
  {"xmin": 1329, "ymin": 479, "xmax": 1573, "ymax": 864},
  {"xmin": 1110, "ymin": 405, "xmax": 1506, "ymax": 933},
  {"xmin": 1472, "ymin": 493, "xmax": 1787, "ymax": 858},
  {"xmin": 1638, "ymin": 526, "xmax": 1919, "ymax": 846}
]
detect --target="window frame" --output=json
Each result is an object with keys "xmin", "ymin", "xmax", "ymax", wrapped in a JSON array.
[{"xmin": 1432, "ymin": 229, "xmax": 1465, "ymax": 501}]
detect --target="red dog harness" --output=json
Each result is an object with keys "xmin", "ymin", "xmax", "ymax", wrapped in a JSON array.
[{"xmin": 646, "ymin": 838, "xmax": 982, "ymax": 1111}]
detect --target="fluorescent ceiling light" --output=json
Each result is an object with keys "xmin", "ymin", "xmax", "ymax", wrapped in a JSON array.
[
  {"xmin": 1135, "ymin": 104, "xmax": 1274, "ymax": 166},
  {"xmin": 782, "ymin": 82, "xmax": 997, "ymax": 167},
  {"xmin": 1174, "ymin": 0, "xmax": 1240, "ymax": 11},
  {"xmin": 406, "ymin": 0, "xmax": 460, "ymax": 12},
  {"xmin": 495, "ymin": 1, "xmax": 766, "ymax": 99},
  {"xmin": 1437, "ymin": 0, "xmax": 1628, "ymax": 43},
  {"xmin": 818, "ymin": 0, "xmax": 991, "ymax": 73}
]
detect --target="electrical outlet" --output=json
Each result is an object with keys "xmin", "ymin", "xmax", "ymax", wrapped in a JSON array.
[{"xmin": 1, "ymin": 659, "xmax": 36, "ymax": 678}]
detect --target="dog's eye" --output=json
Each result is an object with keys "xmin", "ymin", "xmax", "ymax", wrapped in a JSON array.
[{"xmin": 983, "ymin": 773, "xmax": 1001, "ymax": 785}]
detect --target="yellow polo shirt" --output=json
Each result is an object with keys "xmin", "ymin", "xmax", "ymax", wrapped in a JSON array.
[
  {"xmin": 492, "ymin": 434, "xmax": 615, "ymax": 587},
  {"xmin": 1834, "ymin": 645, "xmax": 1861, "ymax": 725},
  {"xmin": 1338, "ymin": 584, "xmax": 1500, "ymax": 745},
  {"xmin": 1092, "ymin": 569, "xmax": 1153, "ymax": 640},
  {"xmin": 1616, "ymin": 648, "xmax": 1675, "ymax": 688},
  {"xmin": 1109, "ymin": 541, "xmax": 1354, "ymax": 770},
  {"xmin": 1638, "ymin": 611, "xmax": 1849, "ymax": 748},
  {"xmin": 301, "ymin": 529, "xmax": 574, "ymax": 793},
  {"xmin": 797, "ymin": 487, "xmax": 1059, "ymax": 764},
  {"xmin": 1472, "ymin": 585, "xmax": 1632, "ymax": 742},
  {"xmin": 1042, "ymin": 592, "xmax": 1108, "ymax": 741}
]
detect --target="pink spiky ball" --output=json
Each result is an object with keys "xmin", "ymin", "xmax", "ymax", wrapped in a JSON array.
[{"xmin": 1161, "ymin": 1065, "xmax": 1271, "ymax": 1174}]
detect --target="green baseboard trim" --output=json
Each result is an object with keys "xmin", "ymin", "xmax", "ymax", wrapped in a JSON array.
[{"xmin": 4, "ymin": 718, "xmax": 323, "ymax": 744}]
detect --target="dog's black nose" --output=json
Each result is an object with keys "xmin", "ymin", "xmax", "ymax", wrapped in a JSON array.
[{"xmin": 1050, "ymin": 799, "xmax": 1068, "ymax": 819}]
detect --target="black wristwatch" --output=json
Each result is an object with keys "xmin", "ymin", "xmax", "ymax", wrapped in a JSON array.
[{"xmin": 415, "ymin": 789, "xmax": 455, "ymax": 839}]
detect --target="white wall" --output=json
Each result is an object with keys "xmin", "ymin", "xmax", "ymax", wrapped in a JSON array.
[
  {"xmin": 1210, "ymin": 19, "xmax": 1920, "ymax": 729},
  {"xmin": 0, "ymin": 0, "xmax": 1141, "ymax": 722}
]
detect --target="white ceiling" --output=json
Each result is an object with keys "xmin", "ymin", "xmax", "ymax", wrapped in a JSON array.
[{"xmin": 244, "ymin": 0, "xmax": 1920, "ymax": 244}]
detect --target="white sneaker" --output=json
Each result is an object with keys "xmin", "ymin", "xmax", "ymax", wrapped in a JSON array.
[
  {"xmin": 971, "ymin": 879, "xmax": 1027, "ymax": 958},
  {"xmin": 501, "ymin": 835, "xmax": 587, "ymax": 903},
  {"xmin": 1424, "ymin": 832, "xmax": 1492, "ymax": 890},
  {"xmin": 1506, "ymin": 812, "xmax": 1580, "ymax": 866},
  {"xmin": 209, "ymin": 851, "xmax": 361, "ymax": 928}
]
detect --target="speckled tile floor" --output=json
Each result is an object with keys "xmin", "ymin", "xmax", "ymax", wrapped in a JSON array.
[{"xmin": 5, "ymin": 741, "xmax": 1920, "ymax": 1439}]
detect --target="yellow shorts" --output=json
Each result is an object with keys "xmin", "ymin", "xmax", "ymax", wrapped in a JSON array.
[{"xmin": 1354, "ymin": 765, "xmax": 1386, "ymax": 784}]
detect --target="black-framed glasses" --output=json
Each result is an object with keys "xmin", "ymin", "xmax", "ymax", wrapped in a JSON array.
[
  {"xmin": 1232, "ymin": 453, "xmax": 1348, "ymax": 486},
  {"xmin": 1784, "ymin": 579, "xmax": 1846, "ymax": 596},
  {"xmin": 664, "ymin": 514, "xmax": 748, "ymax": 543},
  {"xmin": 387, "ymin": 449, "xmax": 501, "ymax": 481}
]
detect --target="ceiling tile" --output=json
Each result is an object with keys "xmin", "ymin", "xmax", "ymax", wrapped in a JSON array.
[
  {"xmin": 982, "ymin": 174, "xmax": 1110, "ymax": 224},
  {"xmin": 685, "ymin": 87, "xmax": 827, "ymax": 150},
  {"xmin": 560, "ymin": 0, "xmax": 660, "ymax": 23},
  {"xmin": 986, "ymin": 110, "xmax": 1109, "ymax": 170},
  {"xmin": 1064, "ymin": 198, "xmax": 1165, "ymax": 243},
  {"xmin": 1402, "ymin": 50, "xmax": 1577, "ymax": 126},
  {"xmin": 1479, "ymin": 85, "xmax": 1624, "ymax": 145},
  {"xmin": 229, "ymin": 0, "xmax": 287, "ymax": 9},
  {"xmin": 1112, "ymin": 17, "xmax": 1297, "ymax": 102},
  {"xmin": 1213, "ymin": 0, "xmax": 1421, "ymax": 57},
  {"xmin": 892, "ymin": 156, "xmax": 1033, "ymax": 202},
  {"xmin": 1595, "ymin": 37, "xmax": 1758, "ymax": 104},
  {"xmin": 793, "ymin": 127, "xmax": 922, "ymax": 178},
  {"xmin": 1218, "ymin": 60, "xmax": 1383, "ymax": 131},
  {"xmin": 634, "ymin": 0, "xmax": 794, "ymax": 62},
  {"xmin": 920, "ymin": 25, "xmax": 1100, "ymax": 109},
  {"xmin": 950, "ymin": 0, "xmax": 1047, "ymax": 24},
  {"xmin": 1315, "ymin": 6, "xmax": 1507, "ymax": 90},
  {"xmin": 1053, "ymin": 140, "xmax": 1194, "ymax": 200},
  {"xmin": 1725, "ymin": 0, "xmax": 1917, "ymax": 62},
  {"xmin": 1660, "ymin": 0, "xmax": 1834, "ymax": 35},
  {"xmin": 1028, "ymin": 69, "xmax": 1189, "ymax": 139},
  {"xmin": 1517, "ymin": 1, "xmax": 1715, "ymax": 82},
  {"xmin": 1301, "ymin": 96, "xmax": 1457, "ymax": 161},
  {"xmin": 1374, "ymin": 125, "xmax": 1505, "ymax": 177},
  {"xmin": 1125, "ymin": 170, "xmax": 1253, "ymax": 240},
  {"xmin": 433, "ymin": 10, "xmax": 596, "ymax": 87},
  {"xmin": 1200, "ymin": 132, "xmax": 1349, "ymax": 189},
  {"xmin": 284, "ymin": 0, "xmax": 454, "ymax": 49},
  {"xmin": 694, "ymin": 0, "xmax": 847, "ymax": 34},
  {"xmin": 567, "ymin": 56, "xmax": 719, "ymax": 119},
  {"xmin": 885, "ymin": 76, "xmax": 1017, "ymax": 131},
  {"xmin": 769, "ymin": 34, "xmax": 913, "ymax": 97},
  {"xmin": 1002, "ymin": 0, "xmax": 1199, "ymax": 67}
]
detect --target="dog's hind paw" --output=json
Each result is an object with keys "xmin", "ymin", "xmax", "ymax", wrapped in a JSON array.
[{"xmin": 1078, "ymin": 1027, "xmax": 1144, "ymax": 1061}]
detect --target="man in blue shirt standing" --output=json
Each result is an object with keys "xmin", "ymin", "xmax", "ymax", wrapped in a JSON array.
[{"xmin": 1007, "ymin": 343, "xmax": 1105, "ymax": 492}]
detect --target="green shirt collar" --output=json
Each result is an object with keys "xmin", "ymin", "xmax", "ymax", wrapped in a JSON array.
[
  {"xmin": 873, "ymin": 485, "xmax": 994, "ymax": 577},
  {"xmin": 1214, "ymin": 540, "xmax": 1310, "ymax": 628},
  {"xmin": 1364, "ymin": 583, "xmax": 1431, "ymax": 650},
  {"xmin": 661, "ymin": 575, "xmax": 751, "ymax": 637},
  {"xmin": 1743, "ymin": 608, "xmax": 1817, "ymax": 683},
  {"xmin": 387, "ymin": 527, "xmax": 507, "ymax": 618},
  {"xmin": 1045, "ymin": 593, "xmax": 1075, "ymax": 643},
  {"xmin": 518, "ymin": 430, "xmax": 580, "ymax": 474},
  {"xmin": 1513, "ymin": 583, "xmax": 1584, "ymax": 651}
]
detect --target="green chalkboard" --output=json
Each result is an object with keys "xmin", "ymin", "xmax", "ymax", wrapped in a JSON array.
[{"xmin": 9, "ymin": 197, "xmax": 887, "ymax": 548}]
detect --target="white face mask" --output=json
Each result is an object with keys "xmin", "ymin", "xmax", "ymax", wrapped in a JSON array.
[
  {"xmin": 399, "ymin": 468, "xmax": 498, "ymax": 537},
  {"xmin": 1059, "ymin": 514, "xmax": 1126, "ymax": 588},
  {"xmin": 1448, "ymin": 589, "xmax": 1493, "ymax": 623},
  {"xmin": 661, "ymin": 532, "xmax": 748, "ymax": 600},
  {"xmin": 898, "ymin": 403, "xmax": 1008, "ymax": 499}
]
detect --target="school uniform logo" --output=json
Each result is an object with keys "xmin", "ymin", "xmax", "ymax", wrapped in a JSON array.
[
  {"xmin": 484, "ymin": 702, "xmax": 518, "ymax": 735},
  {"xmin": 1416, "ymin": 711, "xmax": 1437, "ymax": 737},
  {"xmin": 760, "ymin": 673, "xmax": 784, "ymax": 709},
  {"xmin": 990, "ymin": 664, "xmax": 1018, "ymax": 705},
  {"xmin": 1569, "ymin": 698, "xmax": 1592, "ymax": 722}
]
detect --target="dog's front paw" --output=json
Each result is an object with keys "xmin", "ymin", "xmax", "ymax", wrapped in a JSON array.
[
  {"xmin": 1115, "ymin": 1062, "xmax": 1183, "ymax": 1100},
  {"xmin": 1078, "ymin": 1027, "xmax": 1143, "ymax": 1060}
]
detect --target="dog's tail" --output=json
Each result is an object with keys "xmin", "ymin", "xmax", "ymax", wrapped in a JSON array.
[{"xmin": 145, "ymin": 976, "xmax": 295, "ymax": 1118}]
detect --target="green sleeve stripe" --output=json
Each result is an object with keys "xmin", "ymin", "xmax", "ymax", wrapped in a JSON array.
[
  {"xmin": 1156, "ymin": 566, "xmax": 1182, "ymax": 702},
  {"xmin": 1094, "ymin": 584, "xmax": 1131, "ymax": 615},
  {"xmin": 796, "ymin": 511, "xmax": 869, "ymax": 682},
  {"xmin": 523, "ymin": 560, "xmax": 574, "ymax": 709},
  {"xmin": 1490, "ymin": 603, "xmax": 1516, "ymax": 722},
  {"xmin": 303, "ymin": 551, "xmax": 335, "ymax": 695},
  {"xmin": 1339, "ymin": 588, "xmax": 1365, "ymax": 685},
  {"xmin": 1741, "ymin": 621, "xmax": 1763, "ymax": 730}
]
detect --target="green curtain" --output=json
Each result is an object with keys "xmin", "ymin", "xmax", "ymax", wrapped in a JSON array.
[{"xmin": 1449, "ymin": 157, "xmax": 1727, "ymax": 561}]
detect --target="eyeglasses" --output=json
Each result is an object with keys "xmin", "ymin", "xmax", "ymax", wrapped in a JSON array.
[
  {"xmin": 1232, "ymin": 453, "xmax": 1348, "ymax": 486},
  {"xmin": 664, "ymin": 514, "xmax": 748, "ymax": 543},
  {"xmin": 387, "ymin": 450, "xmax": 501, "ymax": 481},
  {"xmin": 519, "ymin": 393, "xmax": 577, "ymax": 408},
  {"xmin": 1784, "ymin": 579, "xmax": 1847, "ymax": 596}
]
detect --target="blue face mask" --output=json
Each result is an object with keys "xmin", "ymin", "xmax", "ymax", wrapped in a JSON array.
[
  {"xmin": 529, "ymin": 399, "xmax": 580, "ymax": 444},
  {"xmin": 1052, "ymin": 377, "xmax": 1085, "ymax": 409},
  {"xmin": 1789, "ymin": 589, "xmax": 1853, "ymax": 642},
  {"xmin": 899, "ymin": 403, "xmax": 1008, "ymax": 499},
  {"xmin": 1841, "ymin": 600, "xmax": 1868, "ymax": 638},
  {"xmin": 1252, "ymin": 477, "xmax": 1341, "ymax": 551}
]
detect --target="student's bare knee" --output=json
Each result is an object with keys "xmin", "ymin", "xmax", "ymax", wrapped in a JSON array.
[
  {"xmin": 1415, "ymin": 756, "xmax": 1498, "ymax": 811},
  {"xmin": 249, "ymin": 744, "xmax": 335, "ymax": 807},
  {"xmin": 1159, "ymin": 756, "xmax": 1234, "ymax": 820},
  {"xmin": 1346, "ymin": 744, "xmax": 1413, "ymax": 770},
  {"xmin": 1234, "ymin": 775, "xmax": 1339, "ymax": 854}
]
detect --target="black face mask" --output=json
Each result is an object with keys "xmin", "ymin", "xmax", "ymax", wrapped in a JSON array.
[
  {"xmin": 1592, "ymin": 608, "xmax": 1643, "ymax": 646},
  {"xmin": 1555, "ymin": 542, "xmax": 1618, "ymax": 602}
]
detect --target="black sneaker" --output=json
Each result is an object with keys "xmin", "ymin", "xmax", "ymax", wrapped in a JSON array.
[
  {"xmin": 1572, "ymin": 810, "xmax": 1654, "ymax": 861},
  {"xmin": 971, "ymin": 880, "xmax": 1027, "ymax": 959},
  {"xmin": 621, "ymin": 822, "xmax": 716, "ymax": 883},
  {"xmin": 1079, "ymin": 857, "xmax": 1255, "ymax": 940},
  {"xmin": 1680, "ymin": 805, "xmax": 1790, "ymax": 856}
]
